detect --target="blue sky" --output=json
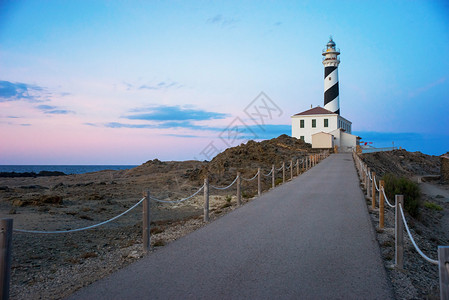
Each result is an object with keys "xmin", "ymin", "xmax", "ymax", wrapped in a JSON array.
[{"xmin": 0, "ymin": 1, "xmax": 448, "ymax": 164}]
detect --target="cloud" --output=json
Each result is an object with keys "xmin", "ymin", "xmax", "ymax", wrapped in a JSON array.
[
  {"xmin": 163, "ymin": 134, "xmax": 199, "ymax": 138},
  {"xmin": 105, "ymin": 122, "xmax": 154, "ymax": 129},
  {"xmin": 36, "ymin": 105, "xmax": 57, "ymax": 110},
  {"xmin": 122, "ymin": 80, "xmax": 182, "ymax": 91},
  {"xmin": 206, "ymin": 14, "xmax": 239, "ymax": 27},
  {"xmin": 103, "ymin": 120, "xmax": 221, "ymax": 131},
  {"xmin": 101, "ymin": 119, "xmax": 290, "ymax": 139},
  {"xmin": 138, "ymin": 81, "xmax": 180, "ymax": 90},
  {"xmin": 36, "ymin": 104, "xmax": 74, "ymax": 115},
  {"xmin": 0, "ymin": 81, "xmax": 50, "ymax": 102},
  {"xmin": 408, "ymin": 77, "xmax": 446, "ymax": 98},
  {"xmin": 125, "ymin": 105, "xmax": 228, "ymax": 121}
]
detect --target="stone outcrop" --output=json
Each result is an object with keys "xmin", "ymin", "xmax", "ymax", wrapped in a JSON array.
[{"xmin": 441, "ymin": 154, "xmax": 449, "ymax": 182}]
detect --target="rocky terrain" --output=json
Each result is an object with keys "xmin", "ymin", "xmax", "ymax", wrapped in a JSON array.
[
  {"xmin": 0, "ymin": 134, "xmax": 314, "ymax": 299},
  {"xmin": 360, "ymin": 149, "xmax": 448, "ymax": 299},
  {"xmin": 2, "ymin": 138, "xmax": 446, "ymax": 299}
]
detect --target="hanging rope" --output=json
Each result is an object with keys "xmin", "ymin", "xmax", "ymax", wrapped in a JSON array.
[
  {"xmin": 399, "ymin": 203, "xmax": 439, "ymax": 265},
  {"xmin": 381, "ymin": 187, "xmax": 396, "ymax": 208},
  {"xmin": 14, "ymin": 197, "xmax": 146, "ymax": 234},
  {"xmin": 241, "ymin": 170, "xmax": 259, "ymax": 181},
  {"xmin": 210, "ymin": 175, "xmax": 239, "ymax": 190},
  {"xmin": 150, "ymin": 185, "xmax": 204, "ymax": 203}
]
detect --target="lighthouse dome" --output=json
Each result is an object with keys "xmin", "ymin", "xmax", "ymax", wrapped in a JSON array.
[{"xmin": 327, "ymin": 39, "xmax": 336, "ymax": 47}]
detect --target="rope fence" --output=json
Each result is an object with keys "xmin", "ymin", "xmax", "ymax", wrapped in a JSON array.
[
  {"xmin": 210, "ymin": 175, "xmax": 239, "ymax": 190},
  {"xmin": 399, "ymin": 203, "xmax": 439, "ymax": 265},
  {"xmin": 0, "ymin": 150, "xmax": 330, "ymax": 298},
  {"xmin": 352, "ymin": 150, "xmax": 449, "ymax": 298},
  {"xmin": 241, "ymin": 170, "xmax": 259, "ymax": 182},
  {"xmin": 150, "ymin": 185, "xmax": 205, "ymax": 203},
  {"xmin": 13, "ymin": 197, "xmax": 146, "ymax": 234}
]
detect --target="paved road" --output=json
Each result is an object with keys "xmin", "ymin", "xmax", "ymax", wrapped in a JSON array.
[{"xmin": 69, "ymin": 153, "xmax": 393, "ymax": 299}]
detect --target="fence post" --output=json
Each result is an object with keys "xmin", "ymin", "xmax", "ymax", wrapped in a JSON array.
[
  {"xmin": 395, "ymin": 195, "xmax": 404, "ymax": 269},
  {"xmin": 290, "ymin": 160, "xmax": 293, "ymax": 180},
  {"xmin": 438, "ymin": 246, "xmax": 449, "ymax": 300},
  {"xmin": 237, "ymin": 172, "xmax": 241, "ymax": 206},
  {"xmin": 362, "ymin": 163, "xmax": 365, "ymax": 187},
  {"xmin": 282, "ymin": 162, "xmax": 285, "ymax": 183},
  {"xmin": 379, "ymin": 180, "xmax": 385, "ymax": 229},
  {"xmin": 366, "ymin": 167, "xmax": 371, "ymax": 198},
  {"xmin": 143, "ymin": 190, "xmax": 150, "ymax": 253},
  {"xmin": 271, "ymin": 165, "xmax": 275, "ymax": 189},
  {"xmin": 372, "ymin": 172, "xmax": 376, "ymax": 210},
  {"xmin": 296, "ymin": 159, "xmax": 299, "ymax": 176},
  {"xmin": 257, "ymin": 168, "xmax": 261, "ymax": 196},
  {"xmin": 0, "ymin": 219, "xmax": 13, "ymax": 300},
  {"xmin": 204, "ymin": 177, "xmax": 209, "ymax": 222}
]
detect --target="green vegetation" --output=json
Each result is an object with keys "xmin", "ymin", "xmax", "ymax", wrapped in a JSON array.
[
  {"xmin": 382, "ymin": 173, "xmax": 421, "ymax": 218},
  {"xmin": 275, "ymin": 178, "xmax": 283, "ymax": 186},
  {"xmin": 424, "ymin": 201, "xmax": 443, "ymax": 211},
  {"xmin": 225, "ymin": 195, "xmax": 232, "ymax": 203},
  {"xmin": 242, "ymin": 191, "xmax": 255, "ymax": 199}
]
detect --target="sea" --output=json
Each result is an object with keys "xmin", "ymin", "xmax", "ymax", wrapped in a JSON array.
[{"xmin": 0, "ymin": 165, "xmax": 138, "ymax": 175}]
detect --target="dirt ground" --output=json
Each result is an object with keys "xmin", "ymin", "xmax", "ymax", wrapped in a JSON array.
[
  {"xmin": 360, "ymin": 150, "xmax": 449, "ymax": 299},
  {"xmin": 0, "ymin": 135, "xmax": 315, "ymax": 299}
]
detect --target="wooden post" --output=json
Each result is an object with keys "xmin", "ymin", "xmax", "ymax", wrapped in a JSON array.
[
  {"xmin": 143, "ymin": 190, "xmax": 150, "ymax": 252},
  {"xmin": 363, "ymin": 164, "xmax": 367, "ymax": 188},
  {"xmin": 395, "ymin": 195, "xmax": 404, "ymax": 269},
  {"xmin": 203, "ymin": 177, "xmax": 209, "ymax": 222},
  {"xmin": 302, "ymin": 158, "xmax": 305, "ymax": 171},
  {"xmin": 296, "ymin": 159, "xmax": 299, "ymax": 176},
  {"xmin": 290, "ymin": 160, "xmax": 293, "ymax": 180},
  {"xmin": 371, "ymin": 172, "xmax": 376, "ymax": 209},
  {"xmin": 438, "ymin": 246, "xmax": 449, "ymax": 300},
  {"xmin": 366, "ymin": 167, "xmax": 371, "ymax": 198},
  {"xmin": 379, "ymin": 180, "xmax": 385, "ymax": 229},
  {"xmin": 282, "ymin": 162, "xmax": 285, "ymax": 183},
  {"xmin": 237, "ymin": 172, "xmax": 241, "ymax": 206},
  {"xmin": 271, "ymin": 165, "xmax": 275, "ymax": 189},
  {"xmin": 0, "ymin": 219, "xmax": 13, "ymax": 300},
  {"xmin": 257, "ymin": 167, "xmax": 261, "ymax": 196}
]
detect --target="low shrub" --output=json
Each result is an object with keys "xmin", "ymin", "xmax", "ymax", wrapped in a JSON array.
[
  {"xmin": 424, "ymin": 201, "xmax": 443, "ymax": 211},
  {"xmin": 275, "ymin": 178, "xmax": 283, "ymax": 186},
  {"xmin": 382, "ymin": 173, "xmax": 420, "ymax": 218}
]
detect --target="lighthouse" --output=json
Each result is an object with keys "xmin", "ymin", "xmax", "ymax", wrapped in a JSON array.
[
  {"xmin": 291, "ymin": 36, "xmax": 360, "ymax": 151},
  {"xmin": 322, "ymin": 37, "xmax": 340, "ymax": 115}
]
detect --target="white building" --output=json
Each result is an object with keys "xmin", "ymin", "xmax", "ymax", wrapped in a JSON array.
[
  {"xmin": 291, "ymin": 38, "xmax": 360, "ymax": 152},
  {"xmin": 291, "ymin": 106, "xmax": 352, "ymax": 144}
]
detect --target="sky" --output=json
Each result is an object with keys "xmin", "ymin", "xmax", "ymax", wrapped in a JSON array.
[{"xmin": 1, "ymin": 0, "xmax": 448, "ymax": 164}]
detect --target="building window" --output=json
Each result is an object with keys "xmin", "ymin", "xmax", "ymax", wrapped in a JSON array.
[
  {"xmin": 300, "ymin": 136, "xmax": 304, "ymax": 141},
  {"xmin": 300, "ymin": 120, "xmax": 304, "ymax": 128},
  {"xmin": 312, "ymin": 119, "xmax": 316, "ymax": 128},
  {"xmin": 324, "ymin": 119, "xmax": 328, "ymax": 127}
]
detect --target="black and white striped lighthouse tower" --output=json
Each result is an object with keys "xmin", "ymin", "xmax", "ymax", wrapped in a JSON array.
[{"xmin": 322, "ymin": 37, "xmax": 340, "ymax": 115}]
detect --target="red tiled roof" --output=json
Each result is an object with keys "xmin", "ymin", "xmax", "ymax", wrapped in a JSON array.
[{"xmin": 293, "ymin": 106, "xmax": 336, "ymax": 116}]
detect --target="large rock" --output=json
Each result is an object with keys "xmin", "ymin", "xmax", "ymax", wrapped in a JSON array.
[{"xmin": 441, "ymin": 154, "xmax": 449, "ymax": 183}]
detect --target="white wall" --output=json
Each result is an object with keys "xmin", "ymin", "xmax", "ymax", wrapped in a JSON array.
[
  {"xmin": 291, "ymin": 115, "xmax": 338, "ymax": 143},
  {"xmin": 312, "ymin": 132, "xmax": 333, "ymax": 148}
]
